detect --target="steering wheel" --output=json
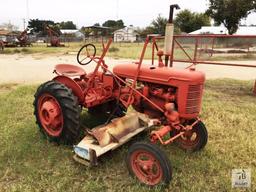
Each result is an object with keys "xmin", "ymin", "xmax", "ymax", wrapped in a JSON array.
[{"xmin": 77, "ymin": 44, "xmax": 96, "ymax": 65}]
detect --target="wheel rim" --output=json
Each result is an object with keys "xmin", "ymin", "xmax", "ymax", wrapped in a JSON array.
[
  {"xmin": 130, "ymin": 150, "xmax": 163, "ymax": 186},
  {"xmin": 38, "ymin": 94, "xmax": 63, "ymax": 137},
  {"xmin": 179, "ymin": 128, "xmax": 200, "ymax": 148}
]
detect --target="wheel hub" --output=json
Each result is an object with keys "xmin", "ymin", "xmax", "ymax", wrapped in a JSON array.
[
  {"xmin": 38, "ymin": 94, "xmax": 63, "ymax": 137},
  {"xmin": 41, "ymin": 101, "xmax": 60, "ymax": 127},
  {"xmin": 131, "ymin": 151, "xmax": 163, "ymax": 185}
]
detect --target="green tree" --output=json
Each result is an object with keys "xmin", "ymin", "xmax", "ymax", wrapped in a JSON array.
[
  {"xmin": 151, "ymin": 15, "xmax": 168, "ymax": 35},
  {"xmin": 136, "ymin": 15, "xmax": 181, "ymax": 38},
  {"xmin": 174, "ymin": 9, "xmax": 211, "ymax": 33},
  {"xmin": 28, "ymin": 19, "xmax": 55, "ymax": 35},
  {"xmin": 93, "ymin": 23, "xmax": 100, "ymax": 27},
  {"xmin": 102, "ymin": 19, "xmax": 125, "ymax": 31},
  {"xmin": 135, "ymin": 26, "xmax": 155, "ymax": 38},
  {"xmin": 59, "ymin": 21, "xmax": 77, "ymax": 29},
  {"xmin": 206, "ymin": 0, "xmax": 256, "ymax": 34}
]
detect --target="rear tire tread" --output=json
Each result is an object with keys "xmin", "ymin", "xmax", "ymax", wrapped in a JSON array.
[{"xmin": 33, "ymin": 80, "xmax": 81, "ymax": 144}]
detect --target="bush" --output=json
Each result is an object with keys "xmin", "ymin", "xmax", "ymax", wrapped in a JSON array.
[
  {"xmin": 13, "ymin": 49, "xmax": 21, "ymax": 53},
  {"xmin": 109, "ymin": 47, "xmax": 119, "ymax": 52},
  {"xmin": 21, "ymin": 48, "xmax": 29, "ymax": 53},
  {"xmin": 0, "ymin": 49, "xmax": 12, "ymax": 54}
]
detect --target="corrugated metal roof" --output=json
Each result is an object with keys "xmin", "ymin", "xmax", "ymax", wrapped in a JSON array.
[
  {"xmin": 60, "ymin": 29, "xmax": 79, "ymax": 34},
  {"xmin": 190, "ymin": 26, "xmax": 256, "ymax": 35},
  {"xmin": 113, "ymin": 27, "xmax": 139, "ymax": 34}
]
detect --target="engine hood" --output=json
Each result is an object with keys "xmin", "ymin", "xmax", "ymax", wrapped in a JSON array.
[{"xmin": 113, "ymin": 63, "xmax": 205, "ymax": 84}]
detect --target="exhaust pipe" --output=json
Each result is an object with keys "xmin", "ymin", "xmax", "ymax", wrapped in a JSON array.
[{"xmin": 164, "ymin": 4, "xmax": 180, "ymax": 66}]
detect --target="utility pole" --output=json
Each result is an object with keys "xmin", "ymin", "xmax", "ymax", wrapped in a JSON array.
[
  {"xmin": 23, "ymin": 18, "xmax": 26, "ymax": 30},
  {"xmin": 26, "ymin": 0, "xmax": 29, "ymax": 28},
  {"xmin": 116, "ymin": 0, "xmax": 119, "ymax": 20}
]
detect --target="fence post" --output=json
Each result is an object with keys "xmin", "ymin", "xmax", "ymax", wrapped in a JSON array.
[{"xmin": 253, "ymin": 80, "xmax": 256, "ymax": 95}]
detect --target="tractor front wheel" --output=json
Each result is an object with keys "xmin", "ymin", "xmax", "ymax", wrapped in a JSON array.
[
  {"xmin": 34, "ymin": 81, "xmax": 81, "ymax": 144},
  {"xmin": 126, "ymin": 142, "xmax": 172, "ymax": 186},
  {"xmin": 173, "ymin": 121, "xmax": 208, "ymax": 152}
]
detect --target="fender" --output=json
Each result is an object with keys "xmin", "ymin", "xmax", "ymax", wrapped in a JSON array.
[{"xmin": 53, "ymin": 76, "xmax": 84, "ymax": 103}]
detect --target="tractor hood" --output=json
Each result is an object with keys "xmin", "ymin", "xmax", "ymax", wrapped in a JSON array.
[{"xmin": 113, "ymin": 63, "xmax": 205, "ymax": 85}]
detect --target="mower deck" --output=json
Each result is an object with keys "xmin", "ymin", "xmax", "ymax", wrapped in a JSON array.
[{"xmin": 73, "ymin": 112, "xmax": 151, "ymax": 166}]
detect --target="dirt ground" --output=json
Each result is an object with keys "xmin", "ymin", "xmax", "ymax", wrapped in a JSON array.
[{"xmin": 0, "ymin": 53, "xmax": 255, "ymax": 84}]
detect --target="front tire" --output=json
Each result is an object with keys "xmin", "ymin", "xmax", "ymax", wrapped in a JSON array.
[
  {"xmin": 34, "ymin": 81, "xmax": 81, "ymax": 144},
  {"xmin": 126, "ymin": 142, "xmax": 172, "ymax": 186},
  {"xmin": 173, "ymin": 121, "xmax": 208, "ymax": 152}
]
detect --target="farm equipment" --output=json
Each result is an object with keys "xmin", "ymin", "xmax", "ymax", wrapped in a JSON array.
[
  {"xmin": 44, "ymin": 24, "xmax": 64, "ymax": 47},
  {"xmin": 0, "ymin": 40, "xmax": 3, "ymax": 51},
  {"xmin": 16, "ymin": 28, "xmax": 31, "ymax": 47},
  {"xmin": 34, "ymin": 4, "xmax": 208, "ymax": 186}
]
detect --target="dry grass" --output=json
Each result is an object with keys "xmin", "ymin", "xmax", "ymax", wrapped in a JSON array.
[
  {"xmin": 2, "ymin": 42, "xmax": 256, "ymax": 62},
  {"xmin": 0, "ymin": 79, "xmax": 255, "ymax": 191}
]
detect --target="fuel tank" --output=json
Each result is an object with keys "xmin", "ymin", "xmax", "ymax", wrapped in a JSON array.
[{"xmin": 113, "ymin": 63, "xmax": 205, "ymax": 85}]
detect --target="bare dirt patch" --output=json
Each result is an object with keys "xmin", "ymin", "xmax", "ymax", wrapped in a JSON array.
[{"xmin": 0, "ymin": 53, "xmax": 255, "ymax": 84}]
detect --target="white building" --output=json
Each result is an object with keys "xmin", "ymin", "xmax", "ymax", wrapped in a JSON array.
[
  {"xmin": 60, "ymin": 29, "xmax": 85, "ymax": 38},
  {"xmin": 190, "ymin": 26, "xmax": 256, "ymax": 35},
  {"xmin": 113, "ymin": 26, "xmax": 139, "ymax": 42}
]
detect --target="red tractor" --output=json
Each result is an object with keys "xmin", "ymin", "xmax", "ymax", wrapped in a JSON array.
[
  {"xmin": 34, "ymin": 5, "xmax": 208, "ymax": 186},
  {"xmin": 44, "ymin": 24, "xmax": 64, "ymax": 47}
]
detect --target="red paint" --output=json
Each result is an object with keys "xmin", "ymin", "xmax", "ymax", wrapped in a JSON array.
[
  {"xmin": 17, "ymin": 28, "xmax": 29, "ymax": 46},
  {"xmin": 151, "ymin": 126, "xmax": 172, "ymax": 143},
  {"xmin": 42, "ymin": 37, "xmax": 206, "ymax": 146},
  {"xmin": 113, "ymin": 63, "xmax": 205, "ymax": 118},
  {"xmin": 45, "ymin": 24, "xmax": 64, "ymax": 47},
  {"xmin": 53, "ymin": 75, "xmax": 85, "ymax": 103},
  {"xmin": 130, "ymin": 150, "xmax": 163, "ymax": 186},
  {"xmin": 54, "ymin": 64, "xmax": 86, "ymax": 77},
  {"xmin": 37, "ymin": 94, "xmax": 63, "ymax": 137}
]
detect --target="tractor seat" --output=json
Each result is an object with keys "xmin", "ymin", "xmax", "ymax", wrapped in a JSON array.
[{"xmin": 54, "ymin": 64, "xmax": 86, "ymax": 77}]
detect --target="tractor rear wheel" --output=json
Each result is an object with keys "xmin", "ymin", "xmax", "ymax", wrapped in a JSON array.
[
  {"xmin": 126, "ymin": 142, "xmax": 172, "ymax": 186},
  {"xmin": 34, "ymin": 81, "xmax": 81, "ymax": 144},
  {"xmin": 173, "ymin": 121, "xmax": 208, "ymax": 152}
]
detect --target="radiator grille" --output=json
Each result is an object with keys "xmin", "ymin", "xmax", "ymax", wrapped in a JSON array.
[{"xmin": 186, "ymin": 84, "xmax": 203, "ymax": 114}]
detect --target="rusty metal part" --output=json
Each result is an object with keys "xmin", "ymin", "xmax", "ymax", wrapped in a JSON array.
[
  {"xmin": 89, "ymin": 113, "xmax": 146, "ymax": 147},
  {"xmin": 151, "ymin": 129, "xmax": 185, "ymax": 145},
  {"xmin": 150, "ymin": 118, "xmax": 201, "ymax": 145},
  {"xmin": 73, "ymin": 148, "xmax": 98, "ymax": 167}
]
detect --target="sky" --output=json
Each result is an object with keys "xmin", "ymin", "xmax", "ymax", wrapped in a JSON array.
[{"xmin": 0, "ymin": 0, "xmax": 256, "ymax": 30}]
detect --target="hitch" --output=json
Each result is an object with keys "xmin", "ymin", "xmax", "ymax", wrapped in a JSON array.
[{"xmin": 150, "ymin": 118, "xmax": 201, "ymax": 145}]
